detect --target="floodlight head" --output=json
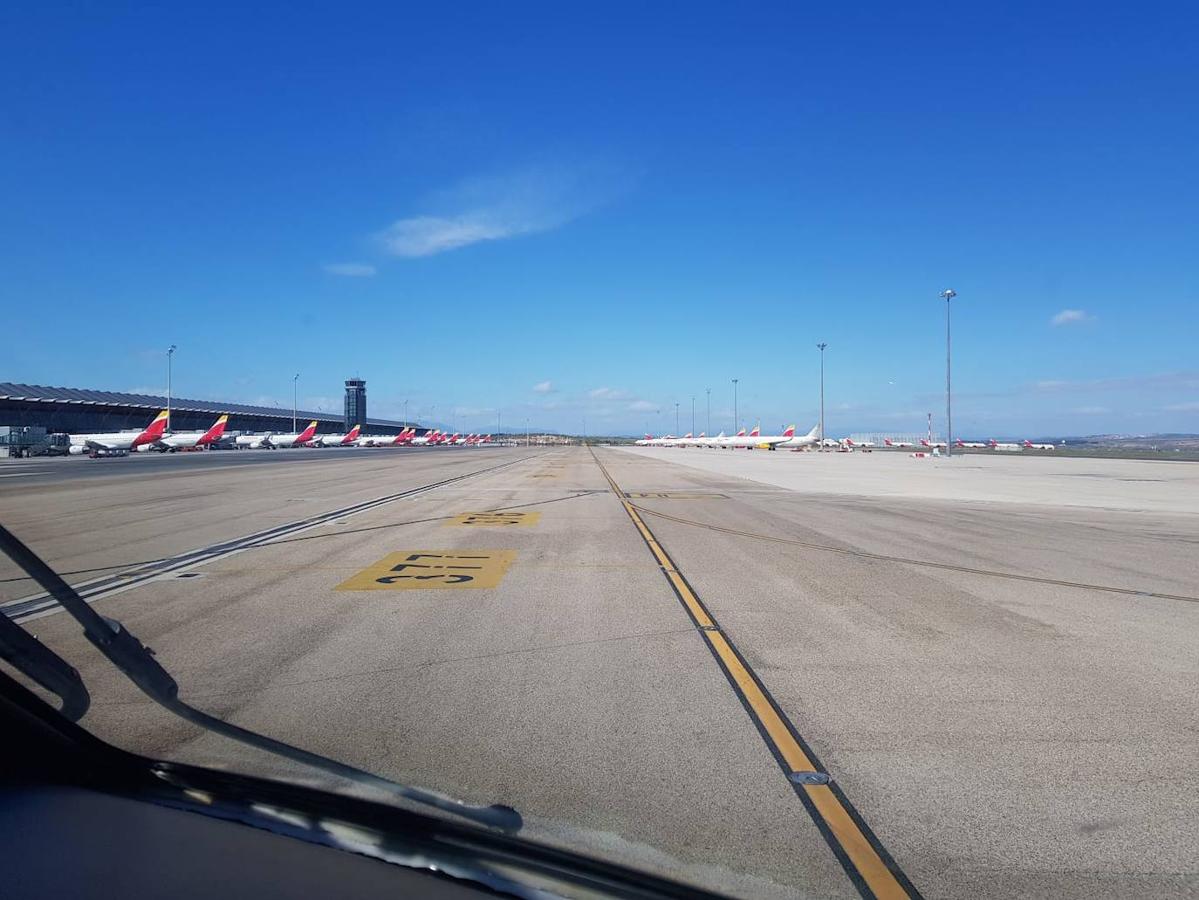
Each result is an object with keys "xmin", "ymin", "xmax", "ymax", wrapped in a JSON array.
[{"xmin": 940, "ymin": 289, "xmax": 957, "ymax": 300}]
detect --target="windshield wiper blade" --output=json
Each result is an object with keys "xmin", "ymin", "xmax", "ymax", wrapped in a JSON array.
[
  {"xmin": 0, "ymin": 523, "xmax": 521, "ymax": 833},
  {"xmin": 0, "ymin": 611, "xmax": 90, "ymax": 721}
]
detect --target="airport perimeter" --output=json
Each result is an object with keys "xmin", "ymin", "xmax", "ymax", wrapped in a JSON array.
[{"xmin": 1, "ymin": 446, "xmax": 1195, "ymax": 899}]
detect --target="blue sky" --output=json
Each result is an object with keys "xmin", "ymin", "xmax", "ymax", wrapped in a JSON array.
[{"xmin": 3, "ymin": 2, "xmax": 1196, "ymax": 437}]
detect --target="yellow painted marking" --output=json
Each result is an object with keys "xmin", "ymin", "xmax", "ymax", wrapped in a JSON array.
[
  {"xmin": 335, "ymin": 550, "xmax": 516, "ymax": 591},
  {"xmin": 705, "ymin": 630, "xmax": 816, "ymax": 772},
  {"xmin": 803, "ymin": 785, "xmax": 911, "ymax": 900},
  {"xmin": 591, "ymin": 449, "xmax": 916, "ymax": 900},
  {"xmin": 448, "ymin": 511, "xmax": 542, "ymax": 527},
  {"xmin": 624, "ymin": 491, "xmax": 728, "ymax": 500}
]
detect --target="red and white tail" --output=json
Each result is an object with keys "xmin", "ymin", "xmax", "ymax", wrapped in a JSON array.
[
  {"xmin": 343, "ymin": 424, "xmax": 362, "ymax": 444},
  {"xmin": 197, "ymin": 414, "xmax": 229, "ymax": 445},
  {"xmin": 296, "ymin": 421, "xmax": 319, "ymax": 443},
  {"xmin": 749, "ymin": 424, "xmax": 761, "ymax": 437},
  {"xmin": 1023, "ymin": 440, "xmax": 1033, "ymax": 448},
  {"xmin": 884, "ymin": 438, "xmax": 894, "ymax": 446},
  {"xmin": 736, "ymin": 428, "xmax": 747, "ymax": 437},
  {"xmin": 132, "ymin": 410, "xmax": 171, "ymax": 448},
  {"xmin": 782, "ymin": 425, "xmax": 796, "ymax": 438},
  {"xmin": 920, "ymin": 439, "xmax": 931, "ymax": 447}
]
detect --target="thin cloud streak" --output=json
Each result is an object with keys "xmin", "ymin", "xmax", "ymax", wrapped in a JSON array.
[
  {"xmin": 378, "ymin": 163, "xmax": 629, "ymax": 258},
  {"xmin": 1051, "ymin": 308, "xmax": 1094, "ymax": 326}
]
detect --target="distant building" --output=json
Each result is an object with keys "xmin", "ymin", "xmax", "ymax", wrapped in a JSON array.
[
  {"xmin": 0, "ymin": 383, "xmax": 413, "ymax": 436},
  {"xmin": 344, "ymin": 379, "xmax": 366, "ymax": 431}
]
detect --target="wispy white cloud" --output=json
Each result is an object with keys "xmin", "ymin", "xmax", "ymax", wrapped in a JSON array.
[
  {"xmin": 588, "ymin": 386, "xmax": 631, "ymax": 400},
  {"xmin": 532, "ymin": 381, "xmax": 555, "ymax": 394},
  {"xmin": 1051, "ymin": 308, "xmax": 1094, "ymax": 326},
  {"xmin": 378, "ymin": 163, "xmax": 628, "ymax": 258},
  {"xmin": 1165, "ymin": 400, "xmax": 1199, "ymax": 412},
  {"xmin": 628, "ymin": 400, "xmax": 657, "ymax": 412},
  {"xmin": 323, "ymin": 262, "xmax": 376, "ymax": 277}
]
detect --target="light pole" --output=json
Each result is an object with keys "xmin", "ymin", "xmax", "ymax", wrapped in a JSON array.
[
  {"xmin": 940, "ymin": 289, "xmax": 957, "ymax": 457},
  {"xmin": 292, "ymin": 373, "xmax": 299, "ymax": 433},
  {"xmin": 816, "ymin": 342, "xmax": 827, "ymax": 450},
  {"xmin": 166, "ymin": 344, "xmax": 176, "ymax": 432},
  {"xmin": 732, "ymin": 379, "xmax": 739, "ymax": 433},
  {"xmin": 705, "ymin": 388, "xmax": 711, "ymax": 435},
  {"xmin": 403, "ymin": 399, "xmax": 408, "ymax": 429},
  {"xmin": 675, "ymin": 402, "xmax": 679, "ymax": 436},
  {"xmin": 525, "ymin": 418, "xmax": 530, "ymax": 447},
  {"xmin": 691, "ymin": 396, "xmax": 695, "ymax": 435}
]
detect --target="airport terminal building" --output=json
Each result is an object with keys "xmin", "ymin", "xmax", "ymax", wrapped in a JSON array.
[{"xmin": 0, "ymin": 382, "xmax": 415, "ymax": 436}]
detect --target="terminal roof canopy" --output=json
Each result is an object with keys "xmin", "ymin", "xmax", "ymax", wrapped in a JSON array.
[{"xmin": 0, "ymin": 383, "xmax": 409, "ymax": 429}]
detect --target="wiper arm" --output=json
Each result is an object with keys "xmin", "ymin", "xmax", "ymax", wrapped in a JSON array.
[
  {"xmin": 0, "ymin": 523, "xmax": 521, "ymax": 833},
  {"xmin": 0, "ymin": 610, "xmax": 90, "ymax": 721}
]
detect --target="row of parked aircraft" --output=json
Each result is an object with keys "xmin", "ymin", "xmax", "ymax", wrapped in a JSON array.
[
  {"xmin": 66, "ymin": 411, "xmax": 492, "ymax": 455},
  {"xmin": 635, "ymin": 424, "xmax": 823, "ymax": 449},
  {"xmin": 635, "ymin": 424, "xmax": 1056, "ymax": 451}
]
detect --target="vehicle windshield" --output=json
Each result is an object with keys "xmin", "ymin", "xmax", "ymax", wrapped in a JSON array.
[{"xmin": 2, "ymin": 4, "xmax": 1197, "ymax": 898}]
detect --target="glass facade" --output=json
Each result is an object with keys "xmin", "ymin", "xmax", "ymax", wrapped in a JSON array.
[{"xmin": 344, "ymin": 379, "xmax": 366, "ymax": 431}]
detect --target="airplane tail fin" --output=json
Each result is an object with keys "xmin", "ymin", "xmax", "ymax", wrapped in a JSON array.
[
  {"xmin": 296, "ymin": 421, "xmax": 319, "ymax": 443},
  {"xmin": 133, "ymin": 410, "xmax": 171, "ymax": 446},
  {"xmin": 345, "ymin": 424, "xmax": 362, "ymax": 442},
  {"xmin": 736, "ymin": 428, "xmax": 747, "ymax": 437},
  {"xmin": 782, "ymin": 425, "xmax": 796, "ymax": 438},
  {"xmin": 750, "ymin": 424, "xmax": 761, "ymax": 437},
  {"xmin": 199, "ymin": 414, "xmax": 229, "ymax": 444}
]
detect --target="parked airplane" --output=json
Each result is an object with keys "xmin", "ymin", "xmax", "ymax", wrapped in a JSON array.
[
  {"xmin": 750, "ymin": 425, "xmax": 805, "ymax": 449},
  {"xmin": 920, "ymin": 439, "xmax": 948, "ymax": 450},
  {"xmin": 988, "ymin": 439, "xmax": 1022, "ymax": 451},
  {"xmin": 312, "ymin": 424, "xmax": 362, "ymax": 447},
  {"xmin": 883, "ymin": 438, "xmax": 915, "ymax": 448},
  {"xmin": 359, "ymin": 428, "xmax": 412, "ymax": 447},
  {"xmin": 267, "ymin": 421, "xmax": 319, "ymax": 449},
  {"xmin": 842, "ymin": 437, "xmax": 875, "ymax": 448},
  {"xmin": 236, "ymin": 432, "xmax": 274, "ymax": 449},
  {"xmin": 1023, "ymin": 440, "xmax": 1056, "ymax": 450},
  {"xmin": 410, "ymin": 429, "xmax": 440, "ymax": 446},
  {"xmin": 143, "ymin": 414, "xmax": 229, "ymax": 452},
  {"xmin": 776, "ymin": 424, "xmax": 823, "ymax": 450},
  {"xmin": 68, "ymin": 410, "xmax": 170, "ymax": 455},
  {"xmin": 954, "ymin": 439, "xmax": 987, "ymax": 449},
  {"xmin": 716, "ymin": 428, "xmax": 746, "ymax": 448}
]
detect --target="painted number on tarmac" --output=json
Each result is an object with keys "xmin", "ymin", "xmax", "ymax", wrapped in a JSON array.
[
  {"xmin": 335, "ymin": 551, "xmax": 516, "ymax": 591},
  {"xmin": 624, "ymin": 492, "xmax": 729, "ymax": 499},
  {"xmin": 449, "ymin": 511, "xmax": 542, "ymax": 527}
]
